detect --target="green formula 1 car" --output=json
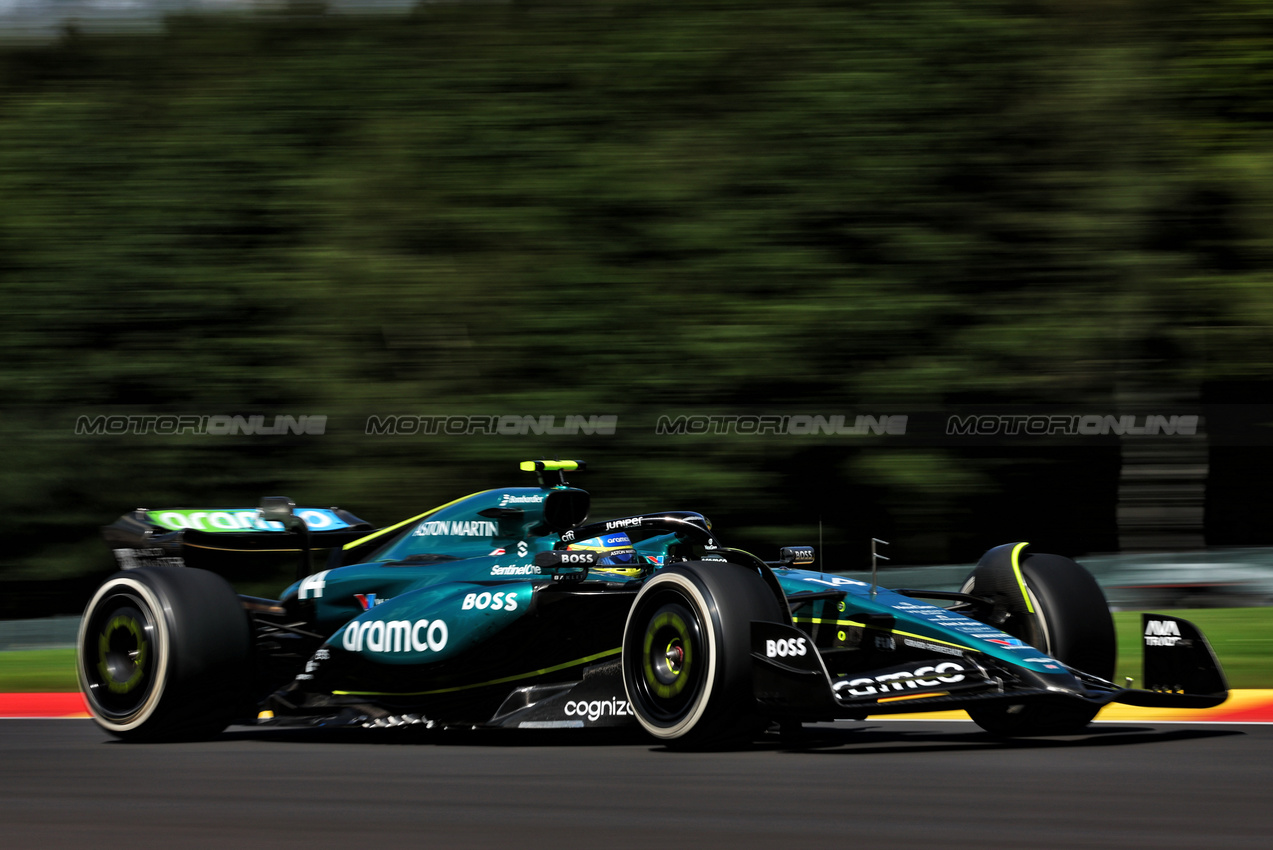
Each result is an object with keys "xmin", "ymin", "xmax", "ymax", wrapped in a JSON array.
[{"xmin": 79, "ymin": 460, "xmax": 1228, "ymax": 745}]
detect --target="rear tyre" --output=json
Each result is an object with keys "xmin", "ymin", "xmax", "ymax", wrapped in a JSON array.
[
  {"xmin": 622, "ymin": 561, "xmax": 784, "ymax": 748},
  {"xmin": 78, "ymin": 567, "xmax": 253, "ymax": 741},
  {"xmin": 961, "ymin": 551, "xmax": 1116, "ymax": 736}
]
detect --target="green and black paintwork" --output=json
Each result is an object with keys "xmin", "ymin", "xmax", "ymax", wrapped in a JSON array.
[
  {"xmin": 95, "ymin": 462, "xmax": 1231, "ymax": 734},
  {"xmin": 261, "ymin": 488, "xmax": 716, "ymax": 727}
]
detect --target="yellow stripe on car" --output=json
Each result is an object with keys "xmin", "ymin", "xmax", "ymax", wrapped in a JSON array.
[
  {"xmin": 877, "ymin": 691, "xmax": 949, "ymax": 703},
  {"xmin": 790, "ymin": 617, "xmax": 975, "ymax": 653},
  {"xmin": 184, "ymin": 542, "xmax": 307, "ymax": 553},
  {"xmin": 342, "ymin": 491, "xmax": 494, "ymax": 550},
  {"xmin": 1010, "ymin": 541, "xmax": 1034, "ymax": 614}
]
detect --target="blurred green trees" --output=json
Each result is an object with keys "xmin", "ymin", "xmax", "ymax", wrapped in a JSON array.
[{"xmin": 2, "ymin": 1, "xmax": 1272, "ymax": 595}]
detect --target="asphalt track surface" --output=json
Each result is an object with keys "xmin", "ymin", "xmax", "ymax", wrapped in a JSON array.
[{"xmin": 1, "ymin": 720, "xmax": 1269, "ymax": 849}]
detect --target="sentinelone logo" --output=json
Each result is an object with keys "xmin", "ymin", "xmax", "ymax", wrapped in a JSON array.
[
  {"xmin": 946, "ymin": 414, "xmax": 1199, "ymax": 437},
  {"xmin": 365, "ymin": 415, "xmax": 618, "ymax": 436},
  {"xmin": 655, "ymin": 415, "xmax": 907, "ymax": 436},
  {"xmin": 75, "ymin": 415, "xmax": 327, "ymax": 436}
]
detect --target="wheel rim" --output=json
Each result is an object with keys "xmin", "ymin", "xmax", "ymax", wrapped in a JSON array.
[
  {"xmin": 629, "ymin": 591, "xmax": 708, "ymax": 725},
  {"xmin": 81, "ymin": 590, "xmax": 159, "ymax": 721}
]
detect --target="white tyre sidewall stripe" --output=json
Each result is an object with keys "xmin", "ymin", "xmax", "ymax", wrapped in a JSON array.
[
  {"xmin": 622, "ymin": 571, "xmax": 718, "ymax": 741},
  {"xmin": 77, "ymin": 576, "xmax": 172, "ymax": 732}
]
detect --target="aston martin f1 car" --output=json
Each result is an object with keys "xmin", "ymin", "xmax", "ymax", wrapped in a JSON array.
[{"xmin": 80, "ymin": 461, "xmax": 1229, "ymax": 745}]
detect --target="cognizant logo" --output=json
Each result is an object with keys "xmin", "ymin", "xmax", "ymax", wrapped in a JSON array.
[{"xmin": 563, "ymin": 698, "xmax": 630, "ymax": 721}]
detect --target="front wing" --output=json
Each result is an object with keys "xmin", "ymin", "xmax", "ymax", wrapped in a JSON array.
[{"xmin": 750, "ymin": 614, "xmax": 1229, "ymax": 720}]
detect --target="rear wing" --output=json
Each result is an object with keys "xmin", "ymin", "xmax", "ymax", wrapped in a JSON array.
[{"xmin": 101, "ymin": 503, "xmax": 374, "ymax": 578}]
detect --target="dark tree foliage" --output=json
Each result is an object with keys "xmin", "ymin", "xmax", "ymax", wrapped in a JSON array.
[{"xmin": 1, "ymin": 1, "xmax": 1270, "ymax": 595}]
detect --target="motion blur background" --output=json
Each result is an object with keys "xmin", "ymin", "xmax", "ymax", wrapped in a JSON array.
[{"xmin": 4, "ymin": 0, "xmax": 1273, "ymax": 614}]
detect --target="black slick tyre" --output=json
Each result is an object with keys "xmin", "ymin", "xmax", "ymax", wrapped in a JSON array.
[
  {"xmin": 77, "ymin": 567, "xmax": 253, "ymax": 741},
  {"xmin": 961, "ymin": 550, "xmax": 1116, "ymax": 736},
  {"xmin": 621, "ymin": 561, "xmax": 784, "ymax": 749}
]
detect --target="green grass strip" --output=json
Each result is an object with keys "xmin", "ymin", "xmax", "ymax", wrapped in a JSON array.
[
  {"xmin": 1113, "ymin": 608, "xmax": 1273, "ymax": 690},
  {"xmin": 0, "ymin": 649, "xmax": 78, "ymax": 693}
]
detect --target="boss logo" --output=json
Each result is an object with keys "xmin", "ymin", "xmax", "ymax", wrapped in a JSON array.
[
  {"xmin": 558, "ymin": 552, "xmax": 594, "ymax": 565},
  {"xmin": 461, "ymin": 591, "xmax": 519, "ymax": 611},
  {"xmin": 765, "ymin": 637, "xmax": 808, "ymax": 658}
]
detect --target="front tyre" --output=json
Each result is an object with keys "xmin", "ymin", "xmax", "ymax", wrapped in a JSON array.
[
  {"xmin": 622, "ymin": 561, "xmax": 784, "ymax": 748},
  {"xmin": 961, "ymin": 549, "xmax": 1116, "ymax": 736},
  {"xmin": 78, "ymin": 567, "xmax": 253, "ymax": 741}
]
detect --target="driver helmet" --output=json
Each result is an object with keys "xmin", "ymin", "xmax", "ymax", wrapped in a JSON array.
[{"xmin": 567, "ymin": 531, "xmax": 642, "ymax": 576}]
